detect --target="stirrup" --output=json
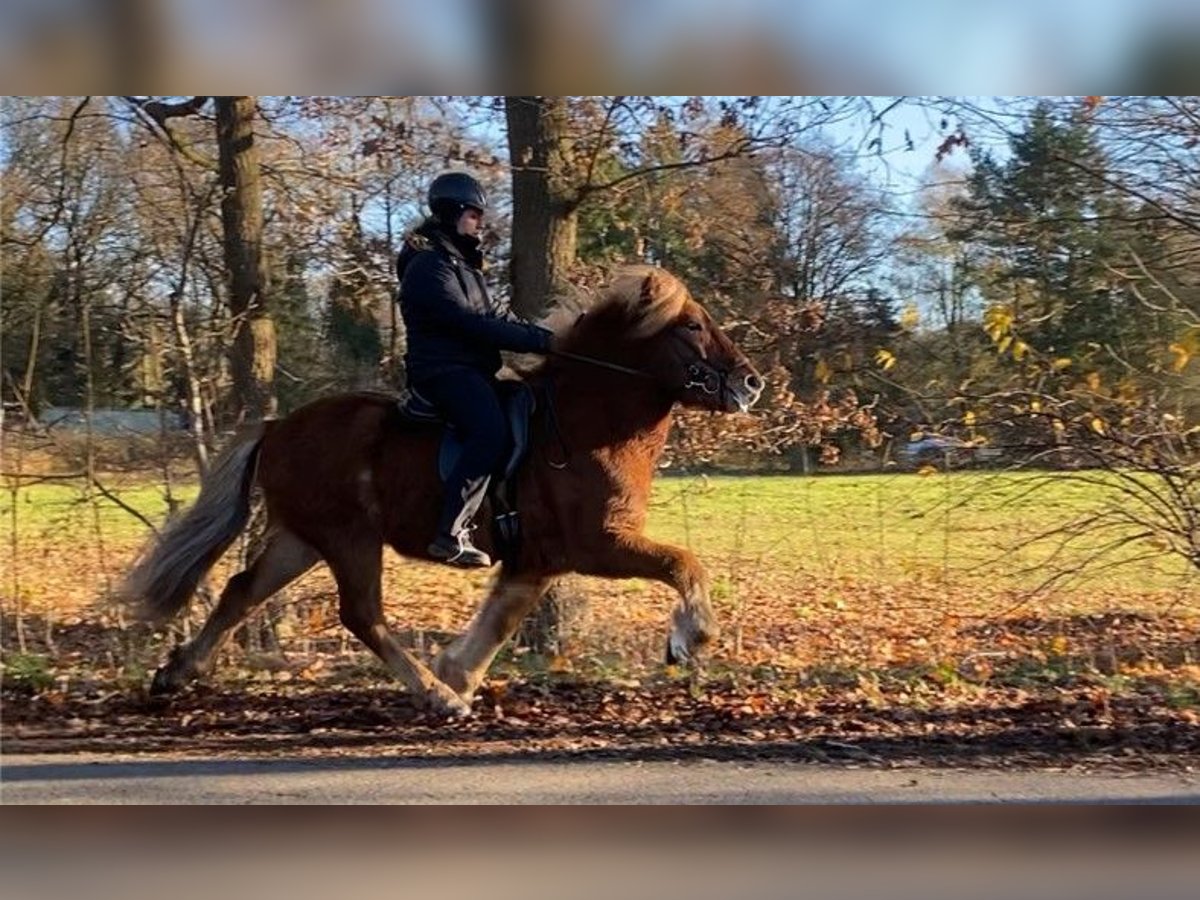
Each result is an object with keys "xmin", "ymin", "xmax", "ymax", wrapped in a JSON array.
[{"xmin": 428, "ymin": 534, "xmax": 492, "ymax": 568}]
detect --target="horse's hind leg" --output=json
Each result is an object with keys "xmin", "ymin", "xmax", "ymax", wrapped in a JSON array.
[
  {"xmin": 150, "ymin": 529, "xmax": 319, "ymax": 695},
  {"xmin": 327, "ymin": 539, "xmax": 471, "ymax": 718},
  {"xmin": 434, "ymin": 571, "xmax": 549, "ymax": 702}
]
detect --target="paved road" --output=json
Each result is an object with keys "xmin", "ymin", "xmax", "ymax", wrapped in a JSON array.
[{"xmin": 3, "ymin": 753, "xmax": 1198, "ymax": 803}]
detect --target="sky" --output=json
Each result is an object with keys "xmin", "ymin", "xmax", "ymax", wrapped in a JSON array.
[{"xmin": 1, "ymin": 0, "xmax": 1197, "ymax": 93}]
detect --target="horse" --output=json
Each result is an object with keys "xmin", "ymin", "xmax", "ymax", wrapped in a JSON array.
[{"xmin": 120, "ymin": 266, "xmax": 764, "ymax": 717}]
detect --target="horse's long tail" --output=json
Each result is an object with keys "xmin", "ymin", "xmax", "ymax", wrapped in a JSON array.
[{"xmin": 121, "ymin": 425, "xmax": 266, "ymax": 625}]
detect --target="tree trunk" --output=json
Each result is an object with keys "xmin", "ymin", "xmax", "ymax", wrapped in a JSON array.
[
  {"xmin": 215, "ymin": 96, "xmax": 276, "ymax": 423},
  {"xmin": 169, "ymin": 291, "xmax": 209, "ymax": 474},
  {"xmin": 505, "ymin": 95, "xmax": 579, "ymax": 318},
  {"xmin": 20, "ymin": 299, "xmax": 43, "ymax": 418},
  {"xmin": 505, "ymin": 96, "xmax": 587, "ymax": 652},
  {"xmin": 215, "ymin": 97, "xmax": 282, "ymax": 658}
]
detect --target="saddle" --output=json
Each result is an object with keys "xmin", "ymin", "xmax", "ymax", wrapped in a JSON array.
[{"xmin": 397, "ymin": 379, "xmax": 537, "ymax": 565}]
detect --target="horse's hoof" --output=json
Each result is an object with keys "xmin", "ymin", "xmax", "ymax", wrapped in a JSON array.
[
  {"xmin": 665, "ymin": 633, "xmax": 690, "ymax": 666},
  {"xmin": 437, "ymin": 693, "xmax": 473, "ymax": 720},
  {"xmin": 416, "ymin": 683, "xmax": 473, "ymax": 720}
]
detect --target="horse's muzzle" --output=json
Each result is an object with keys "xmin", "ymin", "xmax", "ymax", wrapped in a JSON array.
[{"xmin": 725, "ymin": 370, "xmax": 764, "ymax": 413}]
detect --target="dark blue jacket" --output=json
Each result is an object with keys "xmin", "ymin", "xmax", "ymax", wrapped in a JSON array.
[{"xmin": 397, "ymin": 222, "xmax": 551, "ymax": 384}]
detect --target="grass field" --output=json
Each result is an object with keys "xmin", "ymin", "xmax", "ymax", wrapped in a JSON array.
[
  {"xmin": 6, "ymin": 468, "xmax": 1192, "ymax": 583},
  {"xmin": 2, "ymin": 469, "xmax": 1197, "ymax": 697},
  {"xmin": 647, "ymin": 470, "xmax": 1193, "ymax": 593}
]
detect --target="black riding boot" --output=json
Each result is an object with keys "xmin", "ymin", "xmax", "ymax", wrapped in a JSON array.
[{"xmin": 428, "ymin": 473, "xmax": 493, "ymax": 568}]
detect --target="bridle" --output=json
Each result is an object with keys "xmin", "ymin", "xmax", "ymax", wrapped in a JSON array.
[
  {"xmin": 549, "ymin": 338, "xmax": 729, "ymax": 398},
  {"xmin": 683, "ymin": 360, "xmax": 726, "ymax": 397},
  {"xmin": 543, "ymin": 345, "xmax": 735, "ymax": 470}
]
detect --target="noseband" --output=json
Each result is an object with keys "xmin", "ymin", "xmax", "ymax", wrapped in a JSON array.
[
  {"xmin": 673, "ymin": 329, "xmax": 729, "ymax": 397},
  {"xmin": 684, "ymin": 360, "xmax": 726, "ymax": 396}
]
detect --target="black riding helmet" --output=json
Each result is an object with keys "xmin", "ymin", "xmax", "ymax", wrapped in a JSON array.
[{"xmin": 428, "ymin": 171, "xmax": 487, "ymax": 224}]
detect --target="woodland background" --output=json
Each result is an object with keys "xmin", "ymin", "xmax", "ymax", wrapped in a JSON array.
[
  {"xmin": 3, "ymin": 97, "xmax": 1197, "ymax": 471},
  {"xmin": 2, "ymin": 96, "xmax": 1198, "ymax": 764}
]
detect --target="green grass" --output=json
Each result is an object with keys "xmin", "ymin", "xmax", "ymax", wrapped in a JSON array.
[
  {"xmin": 1, "ymin": 651, "xmax": 56, "ymax": 692},
  {"xmin": 644, "ymin": 471, "xmax": 1194, "ymax": 592},
  {"xmin": 1, "ymin": 482, "xmax": 199, "ymax": 543},
  {"xmin": 2, "ymin": 469, "xmax": 1193, "ymax": 594}
]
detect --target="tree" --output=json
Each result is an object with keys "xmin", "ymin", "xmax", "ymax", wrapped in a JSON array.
[
  {"xmin": 1, "ymin": 98, "xmax": 139, "ymax": 413},
  {"xmin": 951, "ymin": 104, "xmax": 1120, "ymax": 356},
  {"xmin": 739, "ymin": 144, "xmax": 894, "ymax": 468},
  {"xmin": 505, "ymin": 96, "xmax": 579, "ymax": 318},
  {"xmin": 325, "ymin": 205, "xmax": 384, "ymax": 389},
  {"xmin": 927, "ymin": 99, "xmax": 1200, "ymax": 581},
  {"xmin": 215, "ymin": 96, "xmax": 276, "ymax": 423},
  {"xmin": 503, "ymin": 97, "xmax": 864, "ymax": 314}
]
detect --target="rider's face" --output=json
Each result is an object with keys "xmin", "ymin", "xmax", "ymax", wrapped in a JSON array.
[{"xmin": 457, "ymin": 208, "xmax": 484, "ymax": 238}]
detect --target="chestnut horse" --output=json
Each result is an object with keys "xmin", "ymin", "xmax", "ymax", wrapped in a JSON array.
[{"xmin": 121, "ymin": 267, "xmax": 763, "ymax": 716}]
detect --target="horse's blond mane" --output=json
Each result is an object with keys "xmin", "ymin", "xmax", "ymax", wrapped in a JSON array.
[
  {"xmin": 501, "ymin": 266, "xmax": 690, "ymax": 379},
  {"xmin": 539, "ymin": 265, "xmax": 690, "ymax": 340}
]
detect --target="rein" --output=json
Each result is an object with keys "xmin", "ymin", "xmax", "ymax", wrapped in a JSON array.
[
  {"xmin": 549, "ymin": 347, "xmax": 725, "ymax": 394},
  {"xmin": 548, "ymin": 349, "xmax": 654, "ymax": 380}
]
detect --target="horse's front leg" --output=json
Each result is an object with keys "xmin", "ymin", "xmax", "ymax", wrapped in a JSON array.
[
  {"xmin": 433, "ymin": 571, "xmax": 550, "ymax": 703},
  {"xmin": 587, "ymin": 531, "xmax": 719, "ymax": 665}
]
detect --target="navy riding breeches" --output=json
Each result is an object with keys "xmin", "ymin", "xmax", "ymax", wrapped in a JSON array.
[{"xmin": 412, "ymin": 368, "xmax": 511, "ymax": 539}]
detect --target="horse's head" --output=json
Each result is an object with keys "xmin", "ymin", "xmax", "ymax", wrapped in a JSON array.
[{"xmin": 585, "ymin": 267, "xmax": 764, "ymax": 413}]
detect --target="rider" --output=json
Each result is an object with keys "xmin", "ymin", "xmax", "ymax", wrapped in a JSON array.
[{"xmin": 396, "ymin": 171, "xmax": 554, "ymax": 568}]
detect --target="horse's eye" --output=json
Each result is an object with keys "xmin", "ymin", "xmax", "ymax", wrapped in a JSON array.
[{"xmin": 685, "ymin": 321, "xmax": 703, "ymax": 332}]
